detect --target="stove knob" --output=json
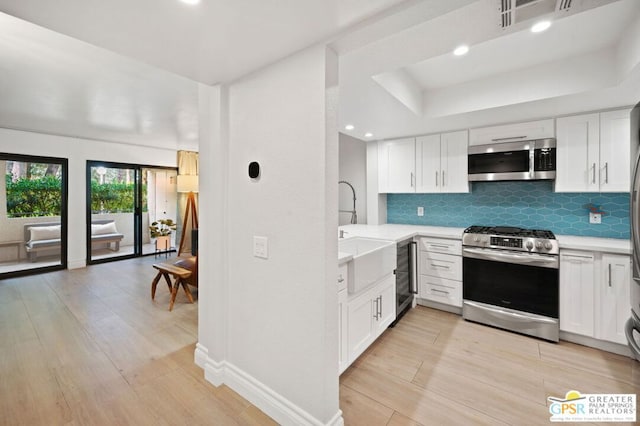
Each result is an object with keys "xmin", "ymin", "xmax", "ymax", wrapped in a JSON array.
[
  {"xmin": 535, "ymin": 241, "xmax": 543, "ymax": 249},
  {"xmin": 544, "ymin": 241, "xmax": 553, "ymax": 250},
  {"xmin": 473, "ymin": 236, "xmax": 479, "ymax": 242},
  {"xmin": 482, "ymin": 237, "xmax": 489, "ymax": 245},
  {"xmin": 526, "ymin": 241, "xmax": 534, "ymax": 250}
]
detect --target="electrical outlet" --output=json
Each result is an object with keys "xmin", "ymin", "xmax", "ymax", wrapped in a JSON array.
[
  {"xmin": 589, "ymin": 212, "xmax": 602, "ymax": 224},
  {"xmin": 417, "ymin": 206, "xmax": 424, "ymax": 217}
]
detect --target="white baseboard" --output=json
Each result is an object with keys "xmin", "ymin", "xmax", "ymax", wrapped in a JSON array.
[
  {"xmin": 195, "ymin": 343, "xmax": 343, "ymax": 426},
  {"xmin": 194, "ymin": 342, "xmax": 208, "ymax": 369}
]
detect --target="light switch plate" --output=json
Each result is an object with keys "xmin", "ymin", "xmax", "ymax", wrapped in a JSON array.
[
  {"xmin": 589, "ymin": 212, "xmax": 602, "ymax": 224},
  {"xmin": 417, "ymin": 206, "xmax": 424, "ymax": 217},
  {"xmin": 253, "ymin": 236, "xmax": 268, "ymax": 259}
]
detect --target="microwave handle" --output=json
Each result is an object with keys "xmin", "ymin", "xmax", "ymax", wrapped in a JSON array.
[{"xmin": 492, "ymin": 136, "xmax": 527, "ymax": 142}]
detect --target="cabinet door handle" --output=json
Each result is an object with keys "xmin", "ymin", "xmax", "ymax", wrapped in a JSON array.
[
  {"xmin": 431, "ymin": 288, "xmax": 450, "ymax": 295},
  {"xmin": 378, "ymin": 295, "xmax": 382, "ymax": 319},
  {"xmin": 410, "ymin": 172, "xmax": 414, "ymax": 187},
  {"xmin": 337, "ymin": 277, "xmax": 344, "ymax": 283},
  {"xmin": 429, "ymin": 244, "xmax": 450, "ymax": 250},
  {"xmin": 435, "ymin": 171, "xmax": 438, "ymax": 186},
  {"xmin": 605, "ymin": 162, "xmax": 609, "ymax": 184},
  {"xmin": 608, "ymin": 264, "xmax": 612, "ymax": 287},
  {"xmin": 431, "ymin": 263, "xmax": 450, "ymax": 269},
  {"xmin": 592, "ymin": 163, "xmax": 596, "ymax": 184},
  {"xmin": 442, "ymin": 170, "xmax": 445, "ymax": 187}
]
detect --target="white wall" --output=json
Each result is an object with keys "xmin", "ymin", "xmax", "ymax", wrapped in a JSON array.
[
  {"xmin": 0, "ymin": 128, "xmax": 176, "ymax": 268},
  {"xmin": 338, "ymin": 133, "xmax": 367, "ymax": 225},
  {"xmin": 197, "ymin": 45, "xmax": 341, "ymax": 425}
]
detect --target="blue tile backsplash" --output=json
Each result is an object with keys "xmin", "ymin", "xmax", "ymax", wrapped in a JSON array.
[{"xmin": 387, "ymin": 181, "xmax": 630, "ymax": 239}]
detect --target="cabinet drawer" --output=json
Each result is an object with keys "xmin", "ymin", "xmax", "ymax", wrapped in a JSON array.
[
  {"xmin": 338, "ymin": 263, "xmax": 348, "ymax": 292},
  {"xmin": 420, "ymin": 275, "xmax": 462, "ymax": 307},
  {"xmin": 418, "ymin": 237, "xmax": 461, "ymax": 255},
  {"xmin": 420, "ymin": 251, "xmax": 462, "ymax": 281}
]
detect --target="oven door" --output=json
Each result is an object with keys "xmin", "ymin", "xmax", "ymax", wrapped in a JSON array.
[{"xmin": 462, "ymin": 247, "xmax": 559, "ymax": 318}]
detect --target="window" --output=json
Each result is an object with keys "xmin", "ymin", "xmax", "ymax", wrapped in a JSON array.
[{"xmin": 0, "ymin": 153, "xmax": 67, "ymax": 277}]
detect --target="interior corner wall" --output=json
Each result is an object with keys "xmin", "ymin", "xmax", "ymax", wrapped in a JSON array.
[
  {"xmin": 220, "ymin": 45, "xmax": 339, "ymax": 424},
  {"xmin": 365, "ymin": 141, "xmax": 387, "ymax": 225},
  {"xmin": 0, "ymin": 128, "xmax": 176, "ymax": 268},
  {"xmin": 339, "ymin": 133, "xmax": 367, "ymax": 225}
]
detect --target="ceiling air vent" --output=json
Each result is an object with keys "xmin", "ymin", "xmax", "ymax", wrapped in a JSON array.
[
  {"xmin": 498, "ymin": 0, "xmax": 571, "ymax": 28},
  {"xmin": 557, "ymin": 0, "xmax": 572, "ymax": 11}
]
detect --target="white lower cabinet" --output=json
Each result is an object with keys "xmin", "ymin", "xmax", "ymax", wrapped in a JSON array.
[
  {"xmin": 419, "ymin": 275, "xmax": 462, "ymax": 307},
  {"xmin": 559, "ymin": 251, "xmax": 595, "ymax": 336},
  {"xmin": 338, "ymin": 287, "xmax": 348, "ymax": 374},
  {"xmin": 597, "ymin": 254, "xmax": 631, "ymax": 345},
  {"xmin": 346, "ymin": 273, "xmax": 395, "ymax": 366},
  {"xmin": 560, "ymin": 250, "xmax": 631, "ymax": 345},
  {"xmin": 417, "ymin": 237, "xmax": 462, "ymax": 308}
]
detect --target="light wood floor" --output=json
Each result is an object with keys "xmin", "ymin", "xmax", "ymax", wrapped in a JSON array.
[
  {"xmin": 2, "ymin": 258, "xmax": 639, "ymax": 425},
  {"xmin": 0, "ymin": 256, "xmax": 276, "ymax": 426},
  {"xmin": 340, "ymin": 306, "xmax": 640, "ymax": 425}
]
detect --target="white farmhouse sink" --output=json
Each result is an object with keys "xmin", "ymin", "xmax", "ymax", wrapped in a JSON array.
[{"xmin": 339, "ymin": 237, "xmax": 396, "ymax": 294}]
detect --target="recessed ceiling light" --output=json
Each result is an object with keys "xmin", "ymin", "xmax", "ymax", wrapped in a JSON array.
[
  {"xmin": 531, "ymin": 20, "xmax": 551, "ymax": 33},
  {"xmin": 345, "ymin": 124, "xmax": 355, "ymax": 131},
  {"xmin": 453, "ymin": 45, "xmax": 469, "ymax": 56},
  {"xmin": 180, "ymin": 0, "xmax": 200, "ymax": 5},
  {"xmin": 364, "ymin": 132, "xmax": 373, "ymax": 138}
]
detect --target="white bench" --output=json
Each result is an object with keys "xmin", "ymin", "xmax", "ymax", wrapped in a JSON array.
[{"xmin": 24, "ymin": 220, "xmax": 124, "ymax": 262}]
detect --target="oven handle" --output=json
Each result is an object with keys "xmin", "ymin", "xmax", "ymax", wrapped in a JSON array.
[
  {"xmin": 462, "ymin": 247, "xmax": 558, "ymax": 269},
  {"xmin": 464, "ymin": 301, "xmax": 558, "ymax": 325}
]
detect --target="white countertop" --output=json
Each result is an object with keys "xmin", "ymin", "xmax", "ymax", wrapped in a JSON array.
[
  {"xmin": 338, "ymin": 224, "xmax": 632, "ymax": 257},
  {"xmin": 556, "ymin": 235, "xmax": 631, "ymax": 255},
  {"xmin": 339, "ymin": 224, "xmax": 465, "ymax": 243}
]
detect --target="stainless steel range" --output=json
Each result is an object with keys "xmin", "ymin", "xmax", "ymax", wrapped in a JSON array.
[{"xmin": 462, "ymin": 226, "xmax": 560, "ymax": 342}]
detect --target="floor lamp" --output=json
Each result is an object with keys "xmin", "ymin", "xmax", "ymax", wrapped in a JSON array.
[{"xmin": 177, "ymin": 174, "xmax": 198, "ymax": 256}]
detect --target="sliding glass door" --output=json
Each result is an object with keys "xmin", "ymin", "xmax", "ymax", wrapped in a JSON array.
[
  {"xmin": 0, "ymin": 153, "xmax": 67, "ymax": 277},
  {"xmin": 87, "ymin": 162, "xmax": 138, "ymax": 262},
  {"xmin": 87, "ymin": 161, "xmax": 177, "ymax": 264}
]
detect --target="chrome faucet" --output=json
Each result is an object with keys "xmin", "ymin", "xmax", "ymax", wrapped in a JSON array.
[{"xmin": 338, "ymin": 180, "xmax": 357, "ymax": 224}]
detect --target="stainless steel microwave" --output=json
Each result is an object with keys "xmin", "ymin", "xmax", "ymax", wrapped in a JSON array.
[{"xmin": 467, "ymin": 138, "xmax": 556, "ymax": 182}]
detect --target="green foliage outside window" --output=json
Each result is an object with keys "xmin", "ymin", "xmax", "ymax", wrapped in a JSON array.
[
  {"xmin": 5, "ymin": 176, "xmax": 148, "ymax": 217},
  {"xmin": 90, "ymin": 182, "xmax": 148, "ymax": 213},
  {"xmin": 6, "ymin": 175, "xmax": 62, "ymax": 218}
]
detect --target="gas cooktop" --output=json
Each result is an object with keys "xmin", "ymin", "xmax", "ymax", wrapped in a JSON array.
[{"xmin": 462, "ymin": 225, "xmax": 558, "ymax": 254}]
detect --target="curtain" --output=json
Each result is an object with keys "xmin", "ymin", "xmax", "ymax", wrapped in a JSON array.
[{"xmin": 177, "ymin": 151, "xmax": 198, "ymax": 176}]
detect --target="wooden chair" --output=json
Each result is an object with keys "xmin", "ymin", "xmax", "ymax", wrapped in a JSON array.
[{"xmin": 151, "ymin": 256, "xmax": 197, "ymax": 311}]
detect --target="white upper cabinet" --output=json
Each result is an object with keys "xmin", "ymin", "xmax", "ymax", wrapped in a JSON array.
[
  {"xmin": 555, "ymin": 113, "xmax": 600, "ymax": 192},
  {"xmin": 441, "ymin": 131, "xmax": 469, "ymax": 193},
  {"xmin": 378, "ymin": 138, "xmax": 415, "ymax": 193},
  {"xmin": 416, "ymin": 134, "xmax": 440, "ymax": 193},
  {"xmin": 469, "ymin": 119, "xmax": 554, "ymax": 146},
  {"xmin": 555, "ymin": 109, "xmax": 631, "ymax": 193},
  {"xmin": 599, "ymin": 109, "xmax": 632, "ymax": 192},
  {"xmin": 416, "ymin": 130, "xmax": 468, "ymax": 194}
]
